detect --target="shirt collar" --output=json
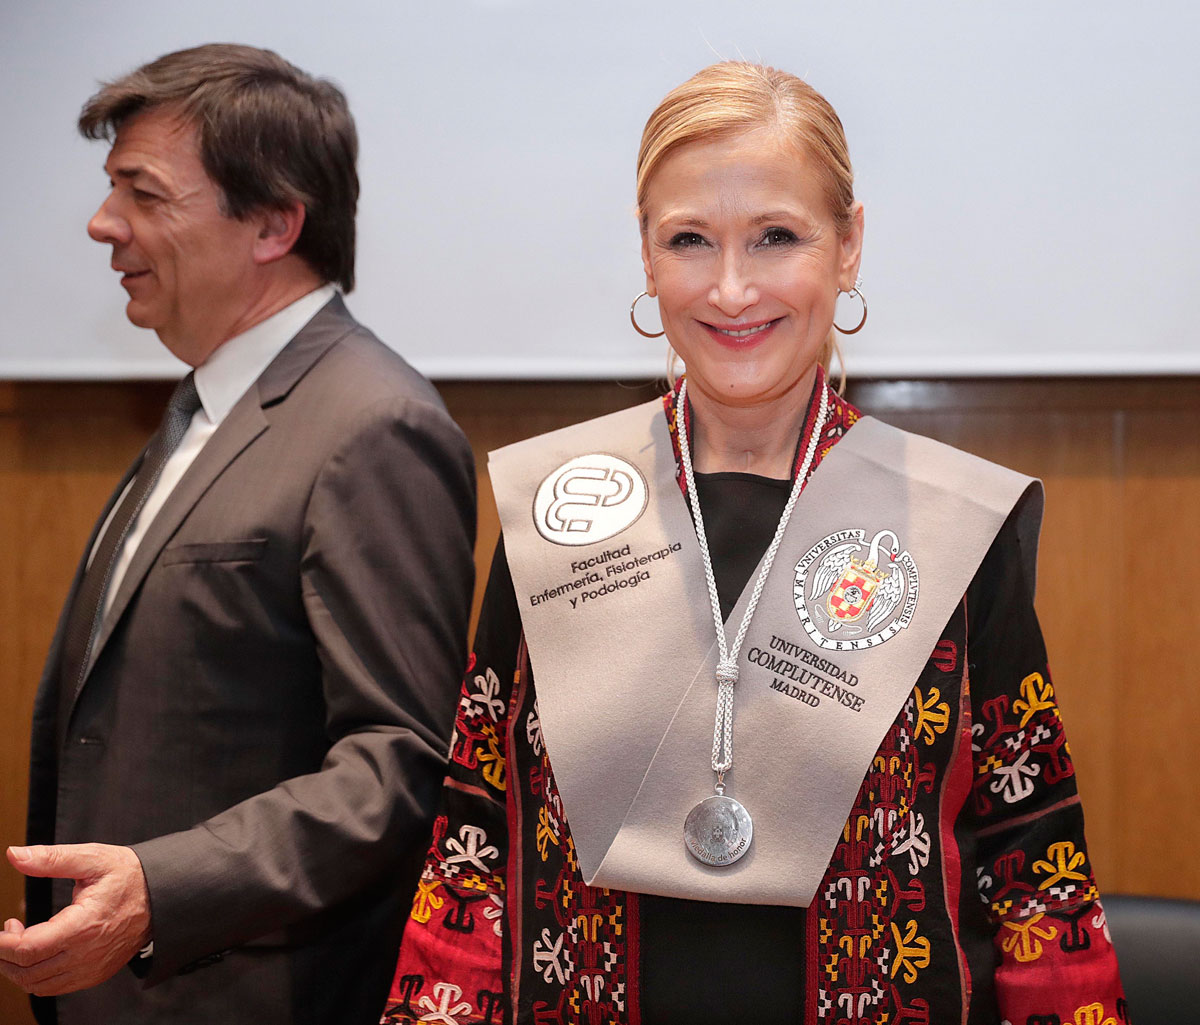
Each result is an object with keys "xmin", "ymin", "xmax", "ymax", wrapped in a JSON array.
[{"xmin": 193, "ymin": 283, "xmax": 338, "ymax": 426}]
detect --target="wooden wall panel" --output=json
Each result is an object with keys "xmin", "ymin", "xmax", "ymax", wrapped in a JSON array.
[
  {"xmin": 0, "ymin": 376, "xmax": 1197, "ymax": 1021},
  {"xmin": 1116, "ymin": 404, "xmax": 1200, "ymax": 895}
]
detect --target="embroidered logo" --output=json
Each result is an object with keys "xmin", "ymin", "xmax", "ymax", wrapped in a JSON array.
[
  {"xmin": 533, "ymin": 454, "xmax": 648, "ymax": 546},
  {"xmin": 793, "ymin": 528, "xmax": 920, "ymax": 650}
]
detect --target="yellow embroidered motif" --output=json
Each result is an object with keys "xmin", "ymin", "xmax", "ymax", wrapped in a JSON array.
[
  {"xmin": 1013, "ymin": 671, "xmax": 1057, "ymax": 727},
  {"xmin": 839, "ymin": 934, "xmax": 871, "ymax": 960},
  {"xmin": 608, "ymin": 905, "xmax": 624, "ymax": 938},
  {"xmin": 889, "ymin": 920, "xmax": 931, "ymax": 983},
  {"xmin": 1033, "ymin": 841, "xmax": 1089, "ymax": 890},
  {"xmin": 1073, "ymin": 1004, "xmax": 1117, "ymax": 1025},
  {"xmin": 824, "ymin": 952, "xmax": 840, "ymax": 981},
  {"xmin": 477, "ymin": 723, "xmax": 507, "ymax": 791},
  {"xmin": 409, "ymin": 877, "xmax": 444, "ymax": 924},
  {"xmin": 536, "ymin": 807, "xmax": 560, "ymax": 861},
  {"xmin": 979, "ymin": 754, "xmax": 1003, "ymax": 775},
  {"xmin": 914, "ymin": 686, "xmax": 951, "ymax": 745},
  {"xmin": 1000, "ymin": 912, "xmax": 1058, "ymax": 962},
  {"xmin": 575, "ymin": 912, "xmax": 604, "ymax": 942}
]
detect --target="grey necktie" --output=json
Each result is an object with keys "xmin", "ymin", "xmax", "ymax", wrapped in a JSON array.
[{"xmin": 57, "ymin": 372, "xmax": 201, "ymax": 742}]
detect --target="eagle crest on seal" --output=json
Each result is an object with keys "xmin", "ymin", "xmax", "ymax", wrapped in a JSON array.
[{"xmin": 807, "ymin": 529, "xmax": 907, "ymax": 633}]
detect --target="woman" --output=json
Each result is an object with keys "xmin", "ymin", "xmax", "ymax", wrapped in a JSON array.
[{"xmin": 383, "ymin": 63, "xmax": 1125, "ymax": 1024}]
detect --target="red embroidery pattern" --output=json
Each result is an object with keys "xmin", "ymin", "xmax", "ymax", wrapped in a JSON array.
[
  {"xmin": 811, "ymin": 625, "xmax": 959, "ymax": 1024},
  {"xmin": 507, "ymin": 644, "xmax": 640, "ymax": 1025},
  {"xmin": 384, "ymin": 656, "xmax": 509, "ymax": 1024}
]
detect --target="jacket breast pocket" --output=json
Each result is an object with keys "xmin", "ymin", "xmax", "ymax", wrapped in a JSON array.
[{"xmin": 161, "ymin": 538, "xmax": 268, "ymax": 566}]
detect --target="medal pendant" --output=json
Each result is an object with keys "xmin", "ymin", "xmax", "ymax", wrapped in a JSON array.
[{"xmin": 683, "ymin": 793, "xmax": 753, "ymax": 867}]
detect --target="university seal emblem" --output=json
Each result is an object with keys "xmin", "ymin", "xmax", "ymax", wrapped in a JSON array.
[
  {"xmin": 532, "ymin": 453, "xmax": 648, "ymax": 546},
  {"xmin": 793, "ymin": 528, "xmax": 920, "ymax": 650}
]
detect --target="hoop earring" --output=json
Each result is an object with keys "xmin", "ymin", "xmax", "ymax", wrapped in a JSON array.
[
  {"xmin": 833, "ymin": 286, "xmax": 868, "ymax": 335},
  {"xmin": 630, "ymin": 291, "xmax": 665, "ymax": 338}
]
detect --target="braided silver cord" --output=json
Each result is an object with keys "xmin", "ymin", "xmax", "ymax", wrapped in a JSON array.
[{"xmin": 675, "ymin": 377, "xmax": 830, "ymax": 776}]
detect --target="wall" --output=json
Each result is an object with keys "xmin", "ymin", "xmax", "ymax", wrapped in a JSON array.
[
  {"xmin": 1, "ymin": 376, "xmax": 1196, "ymax": 1022},
  {"xmin": 8, "ymin": 1, "xmax": 1200, "ymax": 381}
]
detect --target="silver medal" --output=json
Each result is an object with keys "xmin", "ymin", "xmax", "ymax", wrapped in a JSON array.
[{"xmin": 683, "ymin": 793, "xmax": 753, "ymax": 867}]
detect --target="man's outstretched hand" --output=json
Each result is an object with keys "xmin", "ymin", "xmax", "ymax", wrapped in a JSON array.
[{"xmin": 0, "ymin": 843, "xmax": 151, "ymax": 996}]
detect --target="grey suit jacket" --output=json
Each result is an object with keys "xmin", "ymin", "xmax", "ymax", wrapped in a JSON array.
[{"xmin": 25, "ymin": 296, "xmax": 476, "ymax": 1025}]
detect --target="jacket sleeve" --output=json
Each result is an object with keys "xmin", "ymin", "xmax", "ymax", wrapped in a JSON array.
[
  {"xmin": 382, "ymin": 541, "xmax": 519, "ymax": 1025},
  {"xmin": 132, "ymin": 395, "xmax": 477, "ymax": 983},
  {"xmin": 965, "ymin": 519, "xmax": 1128, "ymax": 1023}
]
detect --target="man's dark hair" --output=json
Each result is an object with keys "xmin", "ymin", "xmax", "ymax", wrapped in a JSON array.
[{"xmin": 79, "ymin": 43, "xmax": 359, "ymax": 291}]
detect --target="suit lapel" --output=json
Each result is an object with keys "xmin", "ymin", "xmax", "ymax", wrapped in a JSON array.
[
  {"xmin": 75, "ymin": 294, "xmax": 356, "ymax": 690},
  {"xmin": 43, "ymin": 454, "xmax": 143, "ymax": 681},
  {"xmin": 34, "ymin": 455, "xmax": 143, "ymax": 762}
]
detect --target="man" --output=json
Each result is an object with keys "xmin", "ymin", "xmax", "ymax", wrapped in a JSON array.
[{"xmin": 0, "ymin": 45, "xmax": 476, "ymax": 1025}]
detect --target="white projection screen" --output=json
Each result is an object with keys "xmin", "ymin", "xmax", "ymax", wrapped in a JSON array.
[{"xmin": 2, "ymin": 0, "xmax": 1197, "ymax": 380}]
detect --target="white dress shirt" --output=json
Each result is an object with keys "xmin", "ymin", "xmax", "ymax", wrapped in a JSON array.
[{"xmin": 97, "ymin": 284, "xmax": 337, "ymax": 620}]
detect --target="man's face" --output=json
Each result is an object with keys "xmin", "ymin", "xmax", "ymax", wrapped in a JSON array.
[{"xmin": 87, "ymin": 108, "xmax": 262, "ymax": 365}]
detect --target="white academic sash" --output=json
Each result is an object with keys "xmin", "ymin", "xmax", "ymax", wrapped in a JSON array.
[{"xmin": 489, "ymin": 398, "xmax": 1041, "ymax": 907}]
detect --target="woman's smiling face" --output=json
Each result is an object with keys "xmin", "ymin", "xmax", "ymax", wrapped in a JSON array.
[{"xmin": 640, "ymin": 126, "xmax": 863, "ymax": 411}]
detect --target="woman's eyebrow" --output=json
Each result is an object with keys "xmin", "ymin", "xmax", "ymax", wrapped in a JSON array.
[{"xmin": 655, "ymin": 213, "xmax": 712, "ymax": 230}]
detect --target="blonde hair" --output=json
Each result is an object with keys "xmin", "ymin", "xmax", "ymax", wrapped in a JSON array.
[{"xmin": 638, "ymin": 62, "xmax": 855, "ymax": 388}]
